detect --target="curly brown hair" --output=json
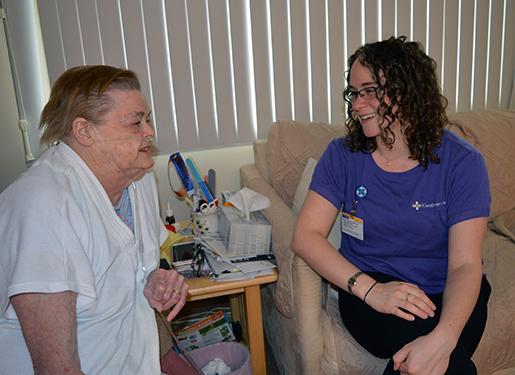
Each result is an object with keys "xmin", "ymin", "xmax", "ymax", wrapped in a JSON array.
[
  {"xmin": 344, "ymin": 36, "xmax": 448, "ymax": 168},
  {"xmin": 39, "ymin": 65, "xmax": 141, "ymax": 147}
]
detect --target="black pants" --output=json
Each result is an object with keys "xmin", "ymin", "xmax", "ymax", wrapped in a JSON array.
[{"xmin": 339, "ymin": 273, "xmax": 491, "ymax": 375}]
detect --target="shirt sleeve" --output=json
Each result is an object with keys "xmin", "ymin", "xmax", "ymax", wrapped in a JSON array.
[
  {"xmin": 309, "ymin": 139, "xmax": 348, "ymax": 211},
  {"xmin": 446, "ymin": 141, "xmax": 491, "ymax": 228},
  {"xmin": 0, "ymin": 172, "xmax": 96, "ymax": 318}
]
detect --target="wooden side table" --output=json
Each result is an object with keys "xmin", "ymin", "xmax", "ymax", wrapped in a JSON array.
[{"xmin": 185, "ymin": 270, "xmax": 278, "ymax": 375}]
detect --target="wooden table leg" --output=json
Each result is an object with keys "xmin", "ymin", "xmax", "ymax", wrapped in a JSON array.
[{"xmin": 244, "ymin": 284, "xmax": 266, "ymax": 375}]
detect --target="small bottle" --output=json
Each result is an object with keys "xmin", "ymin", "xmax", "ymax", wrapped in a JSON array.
[{"xmin": 165, "ymin": 202, "xmax": 176, "ymax": 225}]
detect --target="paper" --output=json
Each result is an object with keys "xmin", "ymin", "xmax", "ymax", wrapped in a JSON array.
[
  {"xmin": 233, "ymin": 260, "xmax": 276, "ymax": 274},
  {"xmin": 228, "ymin": 187, "xmax": 270, "ymax": 221}
]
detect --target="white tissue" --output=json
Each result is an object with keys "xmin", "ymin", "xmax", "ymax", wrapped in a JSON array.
[
  {"xmin": 228, "ymin": 187, "xmax": 270, "ymax": 221},
  {"xmin": 201, "ymin": 358, "xmax": 232, "ymax": 375}
]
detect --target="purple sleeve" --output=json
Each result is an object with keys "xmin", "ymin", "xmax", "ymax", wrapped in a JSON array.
[
  {"xmin": 309, "ymin": 139, "xmax": 347, "ymax": 211},
  {"xmin": 446, "ymin": 145, "xmax": 491, "ymax": 227}
]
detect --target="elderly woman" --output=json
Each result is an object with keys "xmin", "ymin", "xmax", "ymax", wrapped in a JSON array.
[{"xmin": 0, "ymin": 65, "xmax": 188, "ymax": 374}]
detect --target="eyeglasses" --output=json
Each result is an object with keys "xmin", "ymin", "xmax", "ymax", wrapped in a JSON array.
[
  {"xmin": 191, "ymin": 244, "xmax": 206, "ymax": 277},
  {"xmin": 343, "ymin": 86, "xmax": 381, "ymax": 103}
]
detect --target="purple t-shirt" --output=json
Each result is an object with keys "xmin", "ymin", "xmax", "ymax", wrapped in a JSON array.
[{"xmin": 310, "ymin": 129, "xmax": 491, "ymax": 294}]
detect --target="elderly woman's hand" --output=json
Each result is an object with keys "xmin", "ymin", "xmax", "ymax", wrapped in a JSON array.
[{"xmin": 144, "ymin": 268, "xmax": 189, "ymax": 321}]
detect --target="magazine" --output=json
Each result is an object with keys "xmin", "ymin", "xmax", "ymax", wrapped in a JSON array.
[{"xmin": 175, "ymin": 310, "xmax": 236, "ymax": 351}]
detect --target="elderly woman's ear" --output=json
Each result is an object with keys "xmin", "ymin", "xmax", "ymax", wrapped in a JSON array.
[{"xmin": 72, "ymin": 117, "xmax": 95, "ymax": 147}]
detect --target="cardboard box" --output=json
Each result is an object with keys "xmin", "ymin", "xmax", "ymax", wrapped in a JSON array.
[{"xmin": 218, "ymin": 206, "xmax": 271, "ymax": 256}]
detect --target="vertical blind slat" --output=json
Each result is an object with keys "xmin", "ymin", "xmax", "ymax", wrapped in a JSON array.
[
  {"xmin": 442, "ymin": 0, "xmax": 459, "ymax": 113},
  {"xmin": 77, "ymin": 0, "xmax": 103, "ymax": 66},
  {"xmin": 471, "ymin": 0, "xmax": 490, "ymax": 111},
  {"xmin": 96, "ymin": 1, "xmax": 126, "ymax": 69},
  {"xmin": 309, "ymin": 0, "xmax": 329, "ymax": 124},
  {"xmin": 346, "ymin": 1, "xmax": 364, "ymax": 56},
  {"xmin": 499, "ymin": 0, "xmax": 515, "ymax": 110},
  {"xmin": 209, "ymin": 1, "xmax": 238, "ymax": 146},
  {"xmin": 412, "ymin": 0, "xmax": 428, "ymax": 49},
  {"xmin": 427, "ymin": 0, "xmax": 444, "ymax": 86},
  {"xmin": 381, "ymin": 0, "xmax": 397, "ymax": 40},
  {"xmin": 485, "ymin": 0, "xmax": 504, "ymax": 110},
  {"xmin": 37, "ymin": 1, "xmax": 65, "ymax": 84},
  {"xmin": 270, "ymin": 0, "xmax": 293, "ymax": 122},
  {"xmin": 141, "ymin": 1, "xmax": 176, "ymax": 150},
  {"xmin": 120, "ymin": 0, "xmax": 152, "ymax": 113},
  {"xmin": 165, "ymin": 0, "xmax": 196, "ymax": 151},
  {"xmin": 364, "ymin": 0, "xmax": 380, "ymax": 43},
  {"xmin": 229, "ymin": 0, "xmax": 256, "ymax": 143},
  {"xmin": 290, "ymin": 0, "xmax": 310, "ymax": 122},
  {"xmin": 456, "ymin": 0, "xmax": 475, "ymax": 112},
  {"xmin": 328, "ymin": 0, "xmax": 345, "ymax": 126},
  {"xmin": 187, "ymin": 1, "xmax": 218, "ymax": 149},
  {"xmin": 396, "ymin": 0, "xmax": 412, "ymax": 40},
  {"xmin": 57, "ymin": 0, "xmax": 84, "ymax": 68},
  {"xmin": 250, "ymin": 0, "xmax": 275, "ymax": 140}
]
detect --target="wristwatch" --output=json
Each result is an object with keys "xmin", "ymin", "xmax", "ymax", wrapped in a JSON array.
[{"xmin": 347, "ymin": 271, "xmax": 365, "ymax": 295}]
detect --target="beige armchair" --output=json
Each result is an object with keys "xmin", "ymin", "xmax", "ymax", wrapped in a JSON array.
[{"xmin": 239, "ymin": 110, "xmax": 515, "ymax": 374}]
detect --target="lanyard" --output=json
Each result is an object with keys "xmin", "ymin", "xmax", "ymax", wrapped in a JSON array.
[{"xmin": 351, "ymin": 185, "xmax": 367, "ymax": 216}]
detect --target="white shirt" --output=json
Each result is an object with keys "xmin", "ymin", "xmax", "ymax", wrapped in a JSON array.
[{"xmin": 0, "ymin": 143, "xmax": 168, "ymax": 374}]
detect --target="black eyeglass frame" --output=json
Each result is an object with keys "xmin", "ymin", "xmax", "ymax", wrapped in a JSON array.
[{"xmin": 343, "ymin": 86, "xmax": 382, "ymax": 103}]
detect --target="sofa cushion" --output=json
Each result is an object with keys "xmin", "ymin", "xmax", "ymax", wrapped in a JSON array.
[
  {"xmin": 472, "ymin": 224, "xmax": 515, "ymax": 373},
  {"xmin": 488, "ymin": 209, "xmax": 515, "ymax": 243},
  {"xmin": 266, "ymin": 120, "xmax": 346, "ymax": 207},
  {"xmin": 448, "ymin": 110, "xmax": 515, "ymax": 218}
]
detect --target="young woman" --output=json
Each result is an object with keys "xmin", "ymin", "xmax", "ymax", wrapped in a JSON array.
[{"xmin": 291, "ymin": 36, "xmax": 491, "ymax": 375}]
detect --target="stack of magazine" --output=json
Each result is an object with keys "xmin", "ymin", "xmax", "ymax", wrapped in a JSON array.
[
  {"xmin": 196, "ymin": 233, "xmax": 276, "ymax": 281},
  {"xmin": 175, "ymin": 310, "xmax": 236, "ymax": 351}
]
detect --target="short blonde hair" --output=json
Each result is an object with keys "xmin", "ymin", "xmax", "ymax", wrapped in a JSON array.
[{"xmin": 39, "ymin": 65, "xmax": 141, "ymax": 146}]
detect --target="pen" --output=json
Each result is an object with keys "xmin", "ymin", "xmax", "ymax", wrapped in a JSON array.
[{"xmin": 231, "ymin": 254, "xmax": 275, "ymax": 263}]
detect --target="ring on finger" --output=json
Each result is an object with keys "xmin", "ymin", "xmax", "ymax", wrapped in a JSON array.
[
  {"xmin": 172, "ymin": 289, "xmax": 182, "ymax": 296},
  {"xmin": 406, "ymin": 293, "xmax": 411, "ymax": 302}
]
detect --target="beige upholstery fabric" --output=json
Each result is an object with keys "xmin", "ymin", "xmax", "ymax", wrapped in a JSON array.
[
  {"xmin": 448, "ymin": 110, "xmax": 515, "ymax": 218},
  {"xmin": 239, "ymin": 110, "xmax": 515, "ymax": 375},
  {"xmin": 267, "ymin": 120, "xmax": 346, "ymax": 207},
  {"xmin": 259, "ymin": 120, "xmax": 345, "ymax": 317},
  {"xmin": 472, "ymin": 210, "xmax": 515, "ymax": 373}
]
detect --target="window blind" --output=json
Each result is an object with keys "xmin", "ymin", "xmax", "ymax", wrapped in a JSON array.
[{"xmin": 35, "ymin": 0, "xmax": 515, "ymax": 154}]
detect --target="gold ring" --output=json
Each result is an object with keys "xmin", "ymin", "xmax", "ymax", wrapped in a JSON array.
[
  {"xmin": 406, "ymin": 293, "xmax": 411, "ymax": 301},
  {"xmin": 173, "ymin": 289, "xmax": 181, "ymax": 296}
]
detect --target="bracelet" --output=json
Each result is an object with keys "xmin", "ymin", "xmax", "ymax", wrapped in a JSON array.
[
  {"xmin": 363, "ymin": 281, "xmax": 378, "ymax": 304},
  {"xmin": 347, "ymin": 271, "xmax": 365, "ymax": 295}
]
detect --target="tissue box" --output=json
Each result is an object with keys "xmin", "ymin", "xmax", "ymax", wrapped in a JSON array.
[{"xmin": 218, "ymin": 206, "xmax": 271, "ymax": 256}]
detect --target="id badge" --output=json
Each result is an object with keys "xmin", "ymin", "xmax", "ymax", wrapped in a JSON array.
[{"xmin": 341, "ymin": 212, "xmax": 364, "ymax": 241}]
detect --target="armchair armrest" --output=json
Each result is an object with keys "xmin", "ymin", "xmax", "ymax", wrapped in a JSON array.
[{"xmin": 240, "ymin": 163, "xmax": 298, "ymax": 318}]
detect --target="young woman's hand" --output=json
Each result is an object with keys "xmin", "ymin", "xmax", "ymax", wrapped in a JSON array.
[
  {"xmin": 392, "ymin": 330, "xmax": 454, "ymax": 375},
  {"xmin": 364, "ymin": 281, "xmax": 436, "ymax": 321}
]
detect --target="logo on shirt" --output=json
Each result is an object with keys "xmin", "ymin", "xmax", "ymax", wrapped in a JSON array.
[{"xmin": 412, "ymin": 201, "xmax": 446, "ymax": 210}]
